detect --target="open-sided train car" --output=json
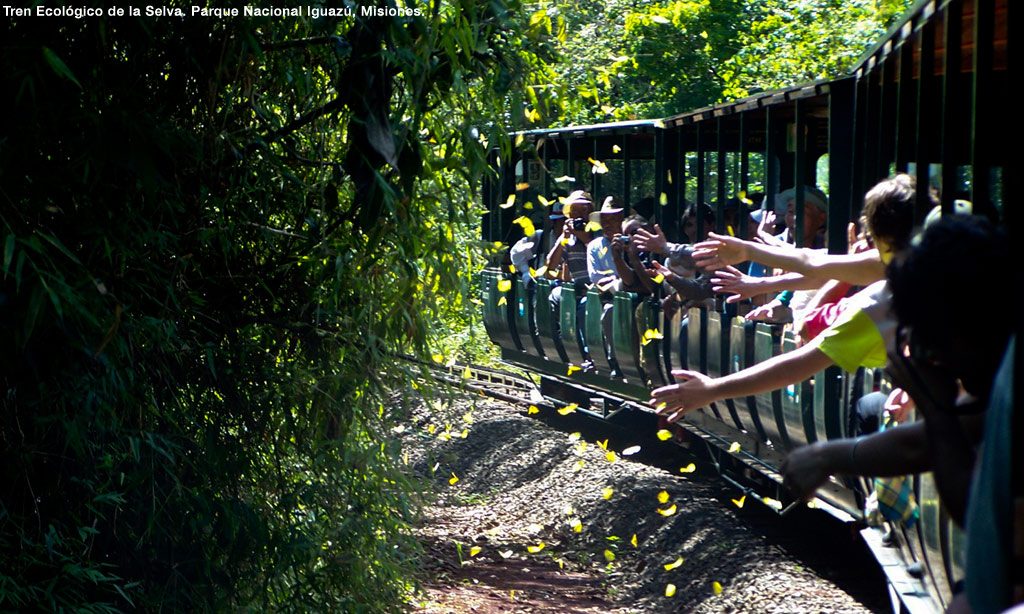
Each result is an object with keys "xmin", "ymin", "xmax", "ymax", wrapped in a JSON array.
[{"xmin": 481, "ymin": 0, "xmax": 1014, "ymax": 611}]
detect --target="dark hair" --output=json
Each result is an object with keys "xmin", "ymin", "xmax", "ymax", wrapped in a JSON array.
[
  {"xmin": 681, "ymin": 203, "xmax": 715, "ymax": 224},
  {"xmin": 888, "ymin": 215, "xmax": 1010, "ymax": 353},
  {"xmin": 862, "ymin": 174, "xmax": 934, "ymax": 249},
  {"xmin": 633, "ymin": 196, "xmax": 656, "ymax": 219}
]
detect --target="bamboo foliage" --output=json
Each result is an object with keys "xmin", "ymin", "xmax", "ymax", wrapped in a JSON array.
[{"xmin": 0, "ymin": 3, "xmax": 555, "ymax": 610}]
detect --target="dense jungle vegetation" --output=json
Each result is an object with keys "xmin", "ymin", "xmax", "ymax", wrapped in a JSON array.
[{"xmin": 0, "ymin": 1, "xmax": 909, "ymax": 610}]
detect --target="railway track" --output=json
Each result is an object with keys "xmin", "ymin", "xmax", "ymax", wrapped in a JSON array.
[
  {"xmin": 400, "ymin": 354, "xmax": 541, "ymax": 406},
  {"xmin": 399, "ymin": 354, "xmax": 892, "ymax": 612}
]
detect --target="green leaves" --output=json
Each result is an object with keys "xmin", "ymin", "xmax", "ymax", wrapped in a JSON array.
[
  {"xmin": 42, "ymin": 46, "xmax": 82, "ymax": 88},
  {"xmin": 533, "ymin": 0, "xmax": 910, "ymax": 124},
  {"xmin": 1, "ymin": 4, "xmax": 556, "ymax": 611},
  {"xmin": 720, "ymin": 0, "xmax": 913, "ymax": 99}
]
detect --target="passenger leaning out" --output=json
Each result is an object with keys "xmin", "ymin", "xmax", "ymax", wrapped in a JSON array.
[{"xmin": 633, "ymin": 203, "xmax": 716, "ymax": 314}]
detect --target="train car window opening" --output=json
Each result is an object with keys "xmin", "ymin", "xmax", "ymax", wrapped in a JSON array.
[
  {"xmin": 703, "ymin": 151, "xmax": 720, "ymax": 208},
  {"xmin": 726, "ymin": 152, "xmax": 741, "ymax": 200},
  {"xmin": 988, "ymin": 167, "xmax": 1003, "ymax": 216},
  {"xmin": 816, "ymin": 154, "xmax": 830, "ymax": 196},
  {"xmin": 684, "ymin": 152, "xmax": 698, "ymax": 209},
  {"xmin": 602, "ymin": 159, "xmax": 626, "ymax": 204},
  {"xmin": 629, "ymin": 159, "xmax": 655, "ymax": 215},
  {"xmin": 747, "ymin": 152, "xmax": 767, "ymax": 196},
  {"xmin": 955, "ymin": 165, "xmax": 973, "ymax": 205}
]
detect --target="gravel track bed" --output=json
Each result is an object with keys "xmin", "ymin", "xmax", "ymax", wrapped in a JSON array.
[{"xmin": 398, "ymin": 390, "xmax": 888, "ymax": 613}]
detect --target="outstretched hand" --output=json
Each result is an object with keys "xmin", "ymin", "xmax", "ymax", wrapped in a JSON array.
[
  {"xmin": 648, "ymin": 260, "xmax": 676, "ymax": 282},
  {"xmin": 745, "ymin": 299, "xmax": 792, "ymax": 323},
  {"xmin": 757, "ymin": 210, "xmax": 778, "ymax": 240},
  {"xmin": 633, "ymin": 224, "xmax": 669, "ymax": 255},
  {"xmin": 692, "ymin": 233, "xmax": 749, "ymax": 270},
  {"xmin": 781, "ymin": 443, "xmax": 831, "ymax": 501},
  {"xmin": 710, "ymin": 265, "xmax": 759, "ymax": 303},
  {"xmin": 649, "ymin": 369, "xmax": 716, "ymax": 424}
]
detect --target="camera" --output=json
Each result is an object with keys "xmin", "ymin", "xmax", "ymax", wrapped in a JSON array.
[
  {"xmin": 615, "ymin": 235, "xmax": 631, "ymax": 246},
  {"xmin": 568, "ymin": 218, "xmax": 587, "ymax": 230}
]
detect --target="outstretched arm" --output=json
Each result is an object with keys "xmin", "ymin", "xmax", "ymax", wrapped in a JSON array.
[
  {"xmin": 693, "ymin": 233, "xmax": 885, "ymax": 285},
  {"xmin": 710, "ymin": 268, "xmax": 826, "ymax": 303},
  {"xmin": 781, "ymin": 422, "xmax": 932, "ymax": 500},
  {"xmin": 650, "ymin": 343, "xmax": 834, "ymax": 422},
  {"xmin": 633, "ymin": 224, "xmax": 670, "ymax": 256},
  {"xmin": 649, "ymin": 261, "xmax": 712, "ymax": 302}
]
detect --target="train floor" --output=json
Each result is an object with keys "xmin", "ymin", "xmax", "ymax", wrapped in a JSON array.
[{"xmin": 396, "ymin": 389, "xmax": 891, "ymax": 613}]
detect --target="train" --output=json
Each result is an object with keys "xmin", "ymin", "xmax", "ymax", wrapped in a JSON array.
[{"xmin": 479, "ymin": 0, "xmax": 1015, "ymax": 611}]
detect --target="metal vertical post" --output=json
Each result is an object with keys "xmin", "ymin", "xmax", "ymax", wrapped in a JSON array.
[
  {"xmin": 716, "ymin": 116, "xmax": 727, "ymax": 234},
  {"xmin": 696, "ymin": 121, "xmax": 706, "ymax": 240},
  {"xmin": 620, "ymin": 135, "xmax": 630, "ymax": 211},
  {"xmin": 765, "ymin": 107, "xmax": 778, "ymax": 218},
  {"xmin": 829, "ymin": 78, "xmax": 856, "ymax": 253},
  {"xmin": 794, "ymin": 99, "xmax": 807, "ymax": 247},
  {"xmin": 895, "ymin": 37, "xmax": 915, "ymax": 172},
  {"xmin": 740, "ymin": 112, "xmax": 750, "ymax": 239},
  {"xmin": 971, "ymin": 0, "xmax": 995, "ymax": 215},
  {"xmin": 880, "ymin": 54, "xmax": 898, "ymax": 177},
  {"xmin": 916, "ymin": 18, "xmax": 937, "ymax": 223},
  {"xmin": 655, "ymin": 130, "xmax": 666, "ymax": 221},
  {"xmin": 623, "ymin": 135, "xmax": 632, "ymax": 215},
  {"xmin": 940, "ymin": 3, "xmax": 962, "ymax": 214}
]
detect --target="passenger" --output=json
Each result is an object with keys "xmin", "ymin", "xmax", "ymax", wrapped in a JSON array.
[
  {"xmin": 785, "ymin": 222, "xmax": 870, "ymax": 344},
  {"xmin": 545, "ymin": 190, "xmax": 594, "ymax": 363},
  {"xmin": 774, "ymin": 185, "xmax": 829, "ymax": 248},
  {"xmin": 648, "ymin": 175, "xmax": 923, "ymax": 424},
  {"xmin": 726, "ymin": 185, "xmax": 829, "ymax": 320},
  {"xmin": 703, "ymin": 215, "xmax": 869, "ymax": 325},
  {"xmin": 724, "ymin": 207, "xmax": 775, "ymax": 308},
  {"xmin": 509, "ymin": 212, "xmax": 564, "ymax": 284},
  {"xmin": 720, "ymin": 198, "xmax": 740, "ymax": 237},
  {"xmin": 692, "ymin": 184, "xmax": 827, "ymax": 321},
  {"xmin": 692, "ymin": 177, "xmax": 915, "ymax": 289},
  {"xmin": 546, "ymin": 189, "xmax": 593, "ymax": 285},
  {"xmin": 631, "ymin": 195, "xmax": 656, "ymax": 223},
  {"xmin": 612, "ymin": 215, "xmax": 657, "ymax": 296},
  {"xmin": 587, "ymin": 196, "xmax": 626, "ymax": 376},
  {"xmin": 780, "ymin": 216, "xmax": 1012, "ymax": 533},
  {"xmin": 890, "ymin": 212, "xmax": 1020, "ymax": 614},
  {"xmin": 960, "ymin": 339, "xmax": 1018, "ymax": 613},
  {"xmin": 587, "ymin": 196, "xmax": 625, "ymax": 289},
  {"xmin": 633, "ymin": 203, "xmax": 716, "ymax": 305},
  {"xmin": 679, "ymin": 202, "xmax": 715, "ymax": 245},
  {"xmin": 507, "ymin": 212, "xmax": 565, "ymax": 341}
]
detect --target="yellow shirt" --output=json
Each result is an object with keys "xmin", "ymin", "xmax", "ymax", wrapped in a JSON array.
[{"xmin": 810, "ymin": 280, "xmax": 892, "ymax": 372}]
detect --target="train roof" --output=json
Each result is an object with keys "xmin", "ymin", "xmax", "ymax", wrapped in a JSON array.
[
  {"xmin": 512, "ymin": 79, "xmax": 833, "ymax": 139},
  {"xmin": 851, "ymin": 0, "xmax": 1008, "ymax": 77},
  {"xmin": 660, "ymin": 79, "xmax": 835, "ymax": 127},
  {"xmin": 513, "ymin": 119, "xmax": 664, "ymax": 139}
]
